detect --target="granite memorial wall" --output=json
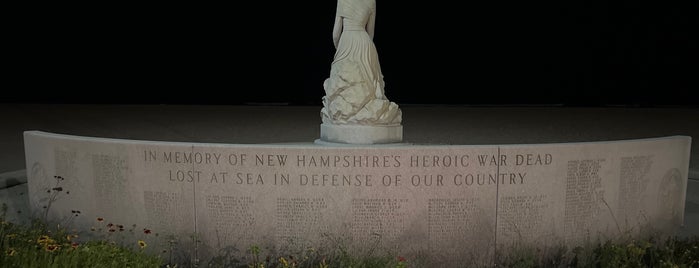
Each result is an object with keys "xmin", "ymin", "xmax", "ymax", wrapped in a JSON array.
[{"xmin": 24, "ymin": 131, "xmax": 691, "ymax": 266}]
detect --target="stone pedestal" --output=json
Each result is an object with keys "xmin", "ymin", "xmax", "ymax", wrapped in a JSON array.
[{"xmin": 319, "ymin": 123, "xmax": 402, "ymax": 144}]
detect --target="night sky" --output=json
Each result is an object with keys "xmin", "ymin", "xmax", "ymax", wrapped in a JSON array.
[{"xmin": 7, "ymin": 2, "xmax": 697, "ymax": 106}]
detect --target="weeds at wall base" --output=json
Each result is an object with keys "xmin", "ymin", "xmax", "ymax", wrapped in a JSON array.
[{"xmin": 2, "ymin": 206, "xmax": 698, "ymax": 267}]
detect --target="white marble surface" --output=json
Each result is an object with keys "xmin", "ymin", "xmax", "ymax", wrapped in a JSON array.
[
  {"xmin": 320, "ymin": 0, "xmax": 402, "ymax": 143},
  {"xmin": 321, "ymin": 0, "xmax": 401, "ymax": 125},
  {"xmin": 320, "ymin": 123, "xmax": 402, "ymax": 144}
]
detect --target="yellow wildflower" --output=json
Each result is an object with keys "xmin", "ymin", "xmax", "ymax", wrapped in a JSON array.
[
  {"xmin": 37, "ymin": 235, "xmax": 55, "ymax": 246},
  {"xmin": 138, "ymin": 240, "xmax": 147, "ymax": 249}
]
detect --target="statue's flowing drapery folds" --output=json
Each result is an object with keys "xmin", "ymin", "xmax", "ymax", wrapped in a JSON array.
[
  {"xmin": 321, "ymin": 0, "xmax": 402, "ymax": 126},
  {"xmin": 320, "ymin": 0, "xmax": 402, "ymax": 144}
]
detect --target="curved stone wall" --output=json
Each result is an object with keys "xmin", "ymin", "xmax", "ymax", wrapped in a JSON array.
[{"xmin": 24, "ymin": 131, "xmax": 691, "ymax": 266}]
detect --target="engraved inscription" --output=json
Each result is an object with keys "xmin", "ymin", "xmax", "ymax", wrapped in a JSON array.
[
  {"xmin": 351, "ymin": 198, "xmax": 408, "ymax": 245},
  {"xmin": 498, "ymin": 194, "xmax": 550, "ymax": 244},
  {"xmin": 428, "ymin": 198, "xmax": 493, "ymax": 266},
  {"xmin": 428, "ymin": 198, "xmax": 480, "ymax": 249},
  {"xmin": 92, "ymin": 154, "xmax": 129, "ymax": 213},
  {"xmin": 23, "ymin": 131, "xmax": 690, "ymax": 267},
  {"xmin": 54, "ymin": 149, "xmax": 77, "ymax": 181},
  {"xmin": 564, "ymin": 159, "xmax": 605, "ymax": 243},
  {"xmin": 143, "ymin": 191, "xmax": 188, "ymax": 233},
  {"xmin": 205, "ymin": 195, "xmax": 255, "ymax": 245},
  {"xmin": 276, "ymin": 197, "xmax": 328, "ymax": 246},
  {"xmin": 657, "ymin": 168, "xmax": 684, "ymax": 228},
  {"xmin": 618, "ymin": 155, "xmax": 653, "ymax": 220}
]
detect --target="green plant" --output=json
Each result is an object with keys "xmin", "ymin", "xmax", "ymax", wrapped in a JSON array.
[
  {"xmin": 593, "ymin": 240, "xmax": 650, "ymax": 267},
  {"xmin": 395, "ymin": 256, "xmax": 407, "ymax": 268},
  {"xmin": 248, "ymin": 244, "xmax": 264, "ymax": 268},
  {"xmin": 0, "ymin": 207, "xmax": 162, "ymax": 267},
  {"xmin": 0, "ymin": 174, "xmax": 164, "ymax": 267}
]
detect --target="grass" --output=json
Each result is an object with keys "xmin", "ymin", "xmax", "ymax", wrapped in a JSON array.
[
  {"xmin": 0, "ymin": 204, "xmax": 162, "ymax": 267},
  {"xmin": 233, "ymin": 244, "xmax": 405, "ymax": 268},
  {"xmin": 497, "ymin": 236, "xmax": 699, "ymax": 268},
  {"xmin": 1, "ymin": 203, "xmax": 698, "ymax": 267}
]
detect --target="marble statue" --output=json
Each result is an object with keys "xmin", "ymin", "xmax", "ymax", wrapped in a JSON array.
[{"xmin": 320, "ymin": 0, "xmax": 403, "ymax": 144}]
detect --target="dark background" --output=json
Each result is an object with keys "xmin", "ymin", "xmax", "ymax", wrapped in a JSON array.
[{"xmin": 6, "ymin": 2, "xmax": 698, "ymax": 106}]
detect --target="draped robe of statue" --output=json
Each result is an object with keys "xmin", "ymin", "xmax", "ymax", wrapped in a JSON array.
[
  {"xmin": 320, "ymin": 0, "xmax": 402, "ymax": 144},
  {"xmin": 322, "ymin": 0, "xmax": 401, "ymax": 126}
]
